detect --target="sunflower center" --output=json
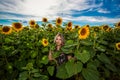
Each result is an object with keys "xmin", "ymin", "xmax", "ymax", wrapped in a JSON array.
[
  {"xmin": 15, "ymin": 23, "xmax": 22, "ymax": 29},
  {"xmin": 57, "ymin": 19, "xmax": 61, "ymax": 23},
  {"xmin": 31, "ymin": 22, "xmax": 35, "ymax": 25},
  {"xmin": 75, "ymin": 26, "xmax": 78, "ymax": 28},
  {"xmin": 48, "ymin": 24, "xmax": 52, "ymax": 28},
  {"xmin": 44, "ymin": 40, "xmax": 47, "ymax": 44},
  {"xmin": 118, "ymin": 23, "xmax": 120, "ymax": 26},
  {"xmin": 43, "ymin": 18, "xmax": 47, "ymax": 22},
  {"xmin": 103, "ymin": 25, "xmax": 108, "ymax": 30},
  {"xmin": 3, "ymin": 27, "xmax": 10, "ymax": 32},
  {"xmin": 68, "ymin": 22, "xmax": 72, "ymax": 27},
  {"xmin": 86, "ymin": 25, "xmax": 89, "ymax": 27},
  {"xmin": 118, "ymin": 44, "xmax": 120, "ymax": 48},
  {"xmin": 80, "ymin": 28, "xmax": 86, "ymax": 35}
]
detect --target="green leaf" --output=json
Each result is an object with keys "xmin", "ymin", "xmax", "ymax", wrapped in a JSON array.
[
  {"xmin": 47, "ymin": 66, "xmax": 54, "ymax": 76},
  {"xmin": 31, "ymin": 69, "xmax": 39, "ymax": 73},
  {"xmin": 19, "ymin": 71, "xmax": 28, "ymax": 80},
  {"xmin": 5, "ymin": 38, "xmax": 13, "ymax": 43},
  {"xmin": 74, "ymin": 61, "xmax": 83, "ymax": 74},
  {"xmin": 96, "ymin": 45, "xmax": 106, "ymax": 52},
  {"xmin": 56, "ymin": 64, "xmax": 69, "ymax": 79},
  {"xmin": 42, "ymin": 47, "xmax": 48, "ymax": 53},
  {"xmin": 97, "ymin": 53, "xmax": 111, "ymax": 64},
  {"xmin": 75, "ymin": 50, "xmax": 90, "ymax": 63},
  {"xmin": 41, "ymin": 56, "xmax": 48, "ymax": 65},
  {"xmin": 66, "ymin": 40, "xmax": 74, "ymax": 45},
  {"xmin": 33, "ymin": 73, "xmax": 41, "ymax": 77},
  {"xmin": 82, "ymin": 68, "xmax": 99, "ymax": 80},
  {"xmin": 65, "ymin": 60, "xmax": 83, "ymax": 78},
  {"xmin": 65, "ymin": 60, "xmax": 75, "ymax": 77},
  {"xmin": 80, "ymin": 40, "xmax": 93, "ymax": 46},
  {"xmin": 52, "ymin": 51, "xmax": 61, "ymax": 59},
  {"xmin": 105, "ymin": 63, "xmax": 117, "ymax": 72}
]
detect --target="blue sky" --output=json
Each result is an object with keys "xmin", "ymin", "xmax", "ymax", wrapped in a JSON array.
[{"xmin": 0, "ymin": 0, "xmax": 120, "ymax": 27}]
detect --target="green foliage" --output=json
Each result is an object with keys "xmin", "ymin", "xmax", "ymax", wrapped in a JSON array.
[{"xmin": 0, "ymin": 23, "xmax": 120, "ymax": 80}]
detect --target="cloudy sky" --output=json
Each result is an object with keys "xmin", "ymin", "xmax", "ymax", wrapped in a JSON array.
[{"xmin": 0, "ymin": 0, "xmax": 120, "ymax": 27}]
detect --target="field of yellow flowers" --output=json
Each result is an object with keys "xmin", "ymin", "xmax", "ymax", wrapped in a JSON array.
[{"xmin": 0, "ymin": 17, "xmax": 120, "ymax": 80}]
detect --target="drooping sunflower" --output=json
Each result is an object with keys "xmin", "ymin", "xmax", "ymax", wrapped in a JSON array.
[
  {"xmin": 85, "ymin": 25, "xmax": 90, "ymax": 28},
  {"xmin": 116, "ymin": 42, "xmax": 120, "ymax": 50},
  {"xmin": 29, "ymin": 20, "xmax": 36, "ymax": 28},
  {"xmin": 0, "ymin": 27, "xmax": 2, "ymax": 32},
  {"xmin": 42, "ymin": 38, "xmax": 49, "ymax": 47},
  {"xmin": 12, "ymin": 22, "xmax": 23, "ymax": 32},
  {"xmin": 93, "ymin": 27, "xmax": 100, "ymax": 32},
  {"xmin": 74, "ymin": 25, "xmax": 80, "ymax": 29},
  {"xmin": 101, "ymin": 25, "xmax": 109, "ymax": 31},
  {"xmin": 42, "ymin": 17, "xmax": 48, "ymax": 22},
  {"xmin": 2, "ymin": 26, "xmax": 12, "ymax": 35},
  {"xmin": 34, "ymin": 24, "xmax": 39, "ymax": 29},
  {"xmin": 56, "ymin": 17, "xmax": 62, "ymax": 26},
  {"xmin": 47, "ymin": 24, "xmax": 53, "ymax": 28},
  {"xmin": 66, "ymin": 22, "xmax": 72, "ymax": 31},
  {"xmin": 107, "ymin": 27, "xmax": 112, "ymax": 32},
  {"xmin": 66, "ymin": 26, "xmax": 72, "ymax": 31},
  {"xmin": 115, "ymin": 22, "xmax": 120, "ymax": 28},
  {"xmin": 78, "ymin": 26, "xmax": 90, "ymax": 39}
]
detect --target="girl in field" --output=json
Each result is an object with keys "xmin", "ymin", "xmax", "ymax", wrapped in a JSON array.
[
  {"xmin": 48, "ymin": 33, "xmax": 74, "ymax": 80},
  {"xmin": 48, "ymin": 33, "xmax": 72, "ymax": 65}
]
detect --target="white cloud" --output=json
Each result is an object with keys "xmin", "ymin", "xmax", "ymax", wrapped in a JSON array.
[
  {"xmin": 62, "ymin": 16, "xmax": 120, "ymax": 24},
  {"xmin": 0, "ymin": 0, "xmax": 103, "ymax": 17},
  {"xmin": 0, "ymin": 0, "xmax": 119, "ymax": 26},
  {"xmin": 98, "ymin": 8, "xmax": 110, "ymax": 13}
]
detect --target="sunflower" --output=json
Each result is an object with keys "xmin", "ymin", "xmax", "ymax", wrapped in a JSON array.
[
  {"xmin": 116, "ymin": 22, "xmax": 120, "ymax": 28},
  {"xmin": 34, "ymin": 24, "xmax": 39, "ymax": 29},
  {"xmin": 78, "ymin": 26, "xmax": 90, "ymax": 39},
  {"xmin": 66, "ymin": 26, "xmax": 72, "ymax": 31},
  {"xmin": 42, "ymin": 17, "xmax": 48, "ymax": 22},
  {"xmin": 85, "ymin": 25, "xmax": 90, "ymax": 28},
  {"xmin": 74, "ymin": 25, "xmax": 80, "ymax": 29},
  {"xmin": 101, "ymin": 25, "xmax": 109, "ymax": 31},
  {"xmin": 67, "ymin": 22, "xmax": 72, "ymax": 27},
  {"xmin": 93, "ymin": 27, "xmax": 100, "ymax": 32},
  {"xmin": 42, "ymin": 38, "xmax": 49, "ymax": 47},
  {"xmin": 56, "ymin": 17, "xmax": 62, "ymax": 26},
  {"xmin": 2, "ymin": 26, "xmax": 12, "ymax": 35},
  {"xmin": 107, "ymin": 27, "xmax": 112, "ymax": 32},
  {"xmin": 0, "ymin": 27, "xmax": 2, "ymax": 32},
  {"xmin": 12, "ymin": 22, "xmax": 23, "ymax": 32},
  {"xmin": 116, "ymin": 42, "xmax": 120, "ymax": 50},
  {"xmin": 47, "ymin": 24, "xmax": 53, "ymax": 28},
  {"xmin": 29, "ymin": 20, "xmax": 36, "ymax": 28}
]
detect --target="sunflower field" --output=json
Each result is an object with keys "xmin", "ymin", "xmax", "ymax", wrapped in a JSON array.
[{"xmin": 0, "ymin": 18, "xmax": 120, "ymax": 80}]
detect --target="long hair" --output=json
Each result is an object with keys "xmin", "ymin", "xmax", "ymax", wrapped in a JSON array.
[{"xmin": 54, "ymin": 33, "xmax": 65, "ymax": 46}]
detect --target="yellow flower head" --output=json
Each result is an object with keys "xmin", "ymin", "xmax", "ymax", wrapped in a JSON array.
[
  {"xmin": 34, "ymin": 24, "xmax": 39, "ymax": 29},
  {"xmin": 42, "ymin": 17, "xmax": 48, "ymax": 22},
  {"xmin": 66, "ymin": 26, "xmax": 72, "ymax": 31},
  {"xmin": 102, "ymin": 25, "xmax": 109, "ymax": 31},
  {"xmin": 42, "ymin": 38, "xmax": 49, "ymax": 47},
  {"xmin": 116, "ymin": 42, "xmax": 120, "ymax": 50},
  {"xmin": 115, "ymin": 22, "xmax": 120, "ymax": 28},
  {"xmin": 56, "ymin": 17, "xmax": 62, "ymax": 26},
  {"xmin": 67, "ymin": 22, "xmax": 72, "ymax": 27},
  {"xmin": 12, "ymin": 22, "xmax": 23, "ymax": 32},
  {"xmin": 47, "ymin": 24, "xmax": 53, "ymax": 28},
  {"xmin": 29, "ymin": 20, "xmax": 36, "ymax": 28},
  {"xmin": 78, "ymin": 26, "xmax": 90, "ymax": 39},
  {"xmin": 2, "ymin": 26, "xmax": 12, "ymax": 35}
]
